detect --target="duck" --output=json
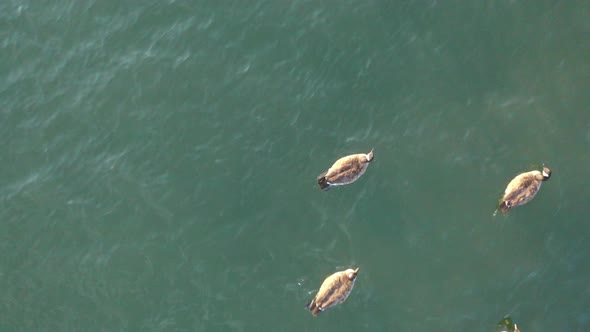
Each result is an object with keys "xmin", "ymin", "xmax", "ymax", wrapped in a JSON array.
[
  {"xmin": 317, "ymin": 149, "xmax": 374, "ymax": 190},
  {"xmin": 306, "ymin": 268, "xmax": 359, "ymax": 316},
  {"xmin": 498, "ymin": 166, "xmax": 551, "ymax": 213}
]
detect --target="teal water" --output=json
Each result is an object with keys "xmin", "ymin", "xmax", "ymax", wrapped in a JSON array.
[{"xmin": 2, "ymin": 1, "xmax": 590, "ymax": 331}]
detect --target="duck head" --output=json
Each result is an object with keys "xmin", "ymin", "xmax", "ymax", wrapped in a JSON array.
[
  {"xmin": 346, "ymin": 268, "xmax": 360, "ymax": 280},
  {"xmin": 541, "ymin": 167, "xmax": 551, "ymax": 181},
  {"xmin": 365, "ymin": 149, "xmax": 374, "ymax": 162}
]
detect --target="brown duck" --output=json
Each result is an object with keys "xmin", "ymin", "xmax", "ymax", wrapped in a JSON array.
[
  {"xmin": 498, "ymin": 166, "xmax": 551, "ymax": 213},
  {"xmin": 317, "ymin": 149, "xmax": 374, "ymax": 190},
  {"xmin": 306, "ymin": 268, "xmax": 359, "ymax": 316}
]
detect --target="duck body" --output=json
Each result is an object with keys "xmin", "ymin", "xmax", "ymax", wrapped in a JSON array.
[
  {"xmin": 306, "ymin": 268, "xmax": 359, "ymax": 316},
  {"xmin": 317, "ymin": 149, "xmax": 374, "ymax": 190},
  {"xmin": 499, "ymin": 167, "xmax": 551, "ymax": 213}
]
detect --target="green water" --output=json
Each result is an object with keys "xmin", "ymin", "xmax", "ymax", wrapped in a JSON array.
[{"xmin": 2, "ymin": 1, "xmax": 590, "ymax": 331}]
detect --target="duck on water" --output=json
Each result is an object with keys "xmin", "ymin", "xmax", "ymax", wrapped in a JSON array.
[
  {"xmin": 497, "ymin": 166, "xmax": 551, "ymax": 213},
  {"xmin": 317, "ymin": 149, "xmax": 374, "ymax": 191}
]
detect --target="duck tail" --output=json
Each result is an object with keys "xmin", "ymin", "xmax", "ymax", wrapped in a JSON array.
[
  {"xmin": 306, "ymin": 299, "xmax": 321, "ymax": 316},
  {"xmin": 499, "ymin": 201, "xmax": 510, "ymax": 213},
  {"xmin": 317, "ymin": 172, "xmax": 330, "ymax": 191}
]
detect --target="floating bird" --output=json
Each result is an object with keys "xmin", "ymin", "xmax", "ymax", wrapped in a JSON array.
[
  {"xmin": 497, "ymin": 166, "xmax": 551, "ymax": 213},
  {"xmin": 317, "ymin": 149, "xmax": 374, "ymax": 190},
  {"xmin": 306, "ymin": 268, "xmax": 359, "ymax": 316}
]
